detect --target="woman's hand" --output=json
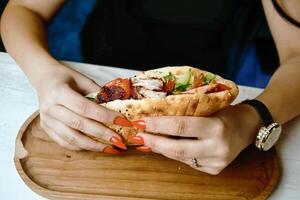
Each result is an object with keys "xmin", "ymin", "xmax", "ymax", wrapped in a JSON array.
[
  {"xmin": 134, "ymin": 105, "xmax": 261, "ymax": 175},
  {"xmin": 35, "ymin": 64, "xmax": 130, "ymax": 154}
]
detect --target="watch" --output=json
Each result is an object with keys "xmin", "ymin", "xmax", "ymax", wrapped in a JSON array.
[{"xmin": 241, "ymin": 99, "xmax": 282, "ymax": 151}]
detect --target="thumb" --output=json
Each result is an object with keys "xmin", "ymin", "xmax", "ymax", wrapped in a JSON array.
[{"xmin": 77, "ymin": 75, "xmax": 102, "ymax": 95}]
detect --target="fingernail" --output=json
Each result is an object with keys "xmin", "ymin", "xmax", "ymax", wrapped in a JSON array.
[
  {"xmin": 110, "ymin": 136, "xmax": 127, "ymax": 150},
  {"xmin": 114, "ymin": 116, "xmax": 132, "ymax": 127},
  {"xmin": 103, "ymin": 146, "xmax": 121, "ymax": 155},
  {"xmin": 136, "ymin": 146, "xmax": 151, "ymax": 153},
  {"xmin": 128, "ymin": 135, "xmax": 144, "ymax": 145},
  {"xmin": 131, "ymin": 120, "xmax": 146, "ymax": 130}
]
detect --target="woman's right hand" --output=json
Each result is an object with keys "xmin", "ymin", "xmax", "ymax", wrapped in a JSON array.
[
  {"xmin": 1, "ymin": 0, "xmax": 131, "ymax": 154},
  {"xmin": 35, "ymin": 64, "xmax": 130, "ymax": 154}
]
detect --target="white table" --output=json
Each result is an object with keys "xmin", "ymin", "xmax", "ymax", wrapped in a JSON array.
[{"xmin": 0, "ymin": 52, "xmax": 299, "ymax": 199}]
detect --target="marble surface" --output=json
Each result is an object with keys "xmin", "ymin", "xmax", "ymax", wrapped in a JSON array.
[{"xmin": 0, "ymin": 52, "xmax": 299, "ymax": 199}]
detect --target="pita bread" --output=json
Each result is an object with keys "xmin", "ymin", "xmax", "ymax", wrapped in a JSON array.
[{"xmin": 89, "ymin": 66, "xmax": 238, "ymax": 144}]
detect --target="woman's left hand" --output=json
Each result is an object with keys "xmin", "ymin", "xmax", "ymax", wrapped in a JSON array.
[{"xmin": 135, "ymin": 104, "xmax": 261, "ymax": 175}]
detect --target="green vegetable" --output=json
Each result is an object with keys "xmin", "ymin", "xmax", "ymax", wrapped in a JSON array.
[
  {"xmin": 85, "ymin": 92, "xmax": 97, "ymax": 101},
  {"xmin": 173, "ymin": 68, "xmax": 192, "ymax": 93},
  {"xmin": 163, "ymin": 72, "xmax": 176, "ymax": 82},
  {"xmin": 173, "ymin": 83, "xmax": 191, "ymax": 93},
  {"xmin": 176, "ymin": 68, "xmax": 192, "ymax": 85},
  {"xmin": 86, "ymin": 97, "xmax": 96, "ymax": 101},
  {"xmin": 204, "ymin": 73, "xmax": 216, "ymax": 85}
]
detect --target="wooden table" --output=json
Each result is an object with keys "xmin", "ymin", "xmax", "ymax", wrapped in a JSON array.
[{"xmin": 0, "ymin": 52, "xmax": 299, "ymax": 200}]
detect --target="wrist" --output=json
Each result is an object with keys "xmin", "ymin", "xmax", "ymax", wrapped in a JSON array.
[
  {"xmin": 30, "ymin": 62, "xmax": 68, "ymax": 89},
  {"xmin": 218, "ymin": 104, "xmax": 262, "ymax": 148},
  {"xmin": 235, "ymin": 104, "xmax": 263, "ymax": 146}
]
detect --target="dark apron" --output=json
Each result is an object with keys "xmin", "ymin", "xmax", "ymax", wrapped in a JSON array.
[{"xmin": 81, "ymin": 0, "xmax": 278, "ymax": 78}]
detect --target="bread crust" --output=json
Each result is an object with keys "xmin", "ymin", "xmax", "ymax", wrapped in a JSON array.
[{"xmin": 95, "ymin": 66, "xmax": 238, "ymax": 144}]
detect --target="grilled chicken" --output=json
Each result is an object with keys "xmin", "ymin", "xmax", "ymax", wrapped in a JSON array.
[
  {"xmin": 132, "ymin": 78, "xmax": 164, "ymax": 90},
  {"xmin": 96, "ymin": 78, "xmax": 131, "ymax": 103},
  {"xmin": 97, "ymin": 77, "xmax": 169, "ymax": 102}
]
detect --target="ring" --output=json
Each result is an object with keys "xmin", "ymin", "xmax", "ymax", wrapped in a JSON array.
[{"xmin": 191, "ymin": 158, "xmax": 201, "ymax": 168}]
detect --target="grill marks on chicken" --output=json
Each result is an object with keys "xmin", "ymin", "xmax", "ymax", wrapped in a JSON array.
[
  {"xmin": 96, "ymin": 78, "xmax": 132, "ymax": 103},
  {"xmin": 96, "ymin": 86, "xmax": 126, "ymax": 103}
]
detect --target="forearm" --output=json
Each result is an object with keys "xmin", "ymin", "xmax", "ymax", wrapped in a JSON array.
[
  {"xmin": 0, "ymin": 5, "xmax": 61, "ymax": 87},
  {"xmin": 257, "ymin": 55, "xmax": 300, "ymax": 125},
  {"xmin": 219, "ymin": 56, "xmax": 300, "ymax": 147}
]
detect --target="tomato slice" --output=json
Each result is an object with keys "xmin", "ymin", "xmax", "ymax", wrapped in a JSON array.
[
  {"xmin": 206, "ymin": 83, "xmax": 230, "ymax": 94},
  {"xmin": 163, "ymin": 80, "xmax": 176, "ymax": 93},
  {"xmin": 105, "ymin": 78, "xmax": 122, "ymax": 87},
  {"xmin": 215, "ymin": 83, "xmax": 230, "ymax": 91},
  {"xmin": 105, "ymin": 78, "xmax": 131, "ymax": 99}
]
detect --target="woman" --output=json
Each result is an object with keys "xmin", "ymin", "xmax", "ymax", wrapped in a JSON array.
[{"xmin": 1, "ymin": 0, "xmax": 300, "ymax": 175}]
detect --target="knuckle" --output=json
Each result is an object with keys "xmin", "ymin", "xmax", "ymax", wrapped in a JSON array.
[
  {"xmin": 94, "ymin": 109, "xmax": 107, "ymax": 122},
  {"xmin": 172, "ymin": 145, "xmax": 186, "ymax": 159},
  {"xmin": 148, "ymin": 137, "xmax": 157, "ymax": 150},
  {"xmin": 39, "ymin": 115, "xmax": 49, "ymax": 131},
  {"xmin": 78, "ymin": 100, "xmax": 90, "ymax": 115},
  {"xmin": 69, "ymin": 119, "xmax": 85, "ymax": 132},
  {"xmin": 216, "ymin": 143, "xmax": 230, "ymax": 157},
  {"xmin": 51, "ymin": 89, "xmax": 60, "ymax": 100},
  {"xmin": 217, "ymin": 159, "xmax": 229, "ymax": 168},
  {"xmin": 40, "ymin": 104, "xmax": 50, "ymax": 114},
  {"xmin": 40, "ymin": 120, "xmax": 45, "ymax": 129},
  {"xmin": 212, "ymin": 118, "xmax": 226, "ymax": 137},
  {"xmin": 51, "ymin": 85, "xmax": 66, "ymax": 101},
  {"xmin": 95, "ymin": 113, "xmax": 104, "ymax": 122},
  {"xmin": 65, "ymin": 135, "xmax": 78, "ymax": 146},
  {"xmin": 99, "ymin": 128, "xmax": 113, "ymax": 140},
  {"xmin": 175, "ymin": 118, "xmax": 187, "ymax": 136}
]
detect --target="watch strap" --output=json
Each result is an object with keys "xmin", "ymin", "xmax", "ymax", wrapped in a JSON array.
[{"xmin": 241, "ymin": 99, "xmax": 274, "ymax": 126}]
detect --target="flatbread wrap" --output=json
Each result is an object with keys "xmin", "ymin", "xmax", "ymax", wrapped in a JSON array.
[{"xmin": 86, "ymin": 66, "xmax": 239, "ymax": 144}]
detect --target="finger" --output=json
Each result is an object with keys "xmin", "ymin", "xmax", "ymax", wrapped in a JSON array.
[
  {"xmin": 42, "ymin": 123, "xmax": 81, "ymax": 151},
  {"xmin": 143, "ymin": 116, "xmax": 223, "ymax": 138},
  {"xmin": 155, "ymin": 147, "xmax": 225, "ymax": 175},
  {"xmin": 182, "ymin": 158, "xmax": 223, "ymax": 175},
  {"xmin": 62, "ymin": 63, "xmax": 102, "ymax": 94},
  {"xmin": 187, "ymin": 157, "xmax": 228, "ymax": 168},
  {"xmin": 76, "ymin": 75, "xmax": 102, "ymax": 94},
  {"xmin": 191, "ymin": 165, "xmax": 223, "ymax": 175},
  {"xmin": 48, "ymin": 105, "xmax": 123, "ymax": 143},
  {"xmin": 44, "ymin": 115, "xmax": 109, "ymax": 152},
  {"xmin": 57, "ymin": 86, "xmax": 126, "ymax": 125},
  {"xmin": 137, "ymin": 132, "xmax": 211, "ymax": 159}
]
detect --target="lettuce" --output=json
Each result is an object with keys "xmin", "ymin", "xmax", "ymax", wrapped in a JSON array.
[
  {"xmin": 163, "ymin": 72, "xmax": 176, "ymax": 82},
  {"xmin": 173, "ymin": 69, "xmax": 192, "ymax": 93},
  {"xmin": 204, "ymin": 73, "xmax": 216, "ymax": 85}
]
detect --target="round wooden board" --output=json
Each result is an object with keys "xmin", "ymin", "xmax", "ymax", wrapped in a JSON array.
[{"xmin": 15, "ymin": 111, "xmax": 280, "ymax": 200}]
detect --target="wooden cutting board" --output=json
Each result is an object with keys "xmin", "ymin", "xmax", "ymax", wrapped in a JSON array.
[{"xmin": 15, "ymin": 111, "xmax": 280, "ymax": 200}]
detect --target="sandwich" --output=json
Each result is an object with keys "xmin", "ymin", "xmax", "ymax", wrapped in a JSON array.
[{"xmin": 86, "ymin": 66, "xmax": 239, "ymax": 144}]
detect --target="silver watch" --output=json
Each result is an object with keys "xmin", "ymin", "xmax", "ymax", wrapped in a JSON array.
[
  {"xmin": 241, "ymin": 99, "xmax": 282, "ymax": 151},
  {"xmin": 255, "ymin": 122, "xmax": 282, "ymax": 151}
]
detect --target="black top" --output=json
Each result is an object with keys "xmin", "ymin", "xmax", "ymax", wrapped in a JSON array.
[{"xmin": 81, "ymin": 0, "xmax": 279, "ymax": 78}]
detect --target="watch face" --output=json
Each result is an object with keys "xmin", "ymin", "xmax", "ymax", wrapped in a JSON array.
[{"xmin": 262, "ymin": 125, "xmax": 282, "ymax": 151}]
